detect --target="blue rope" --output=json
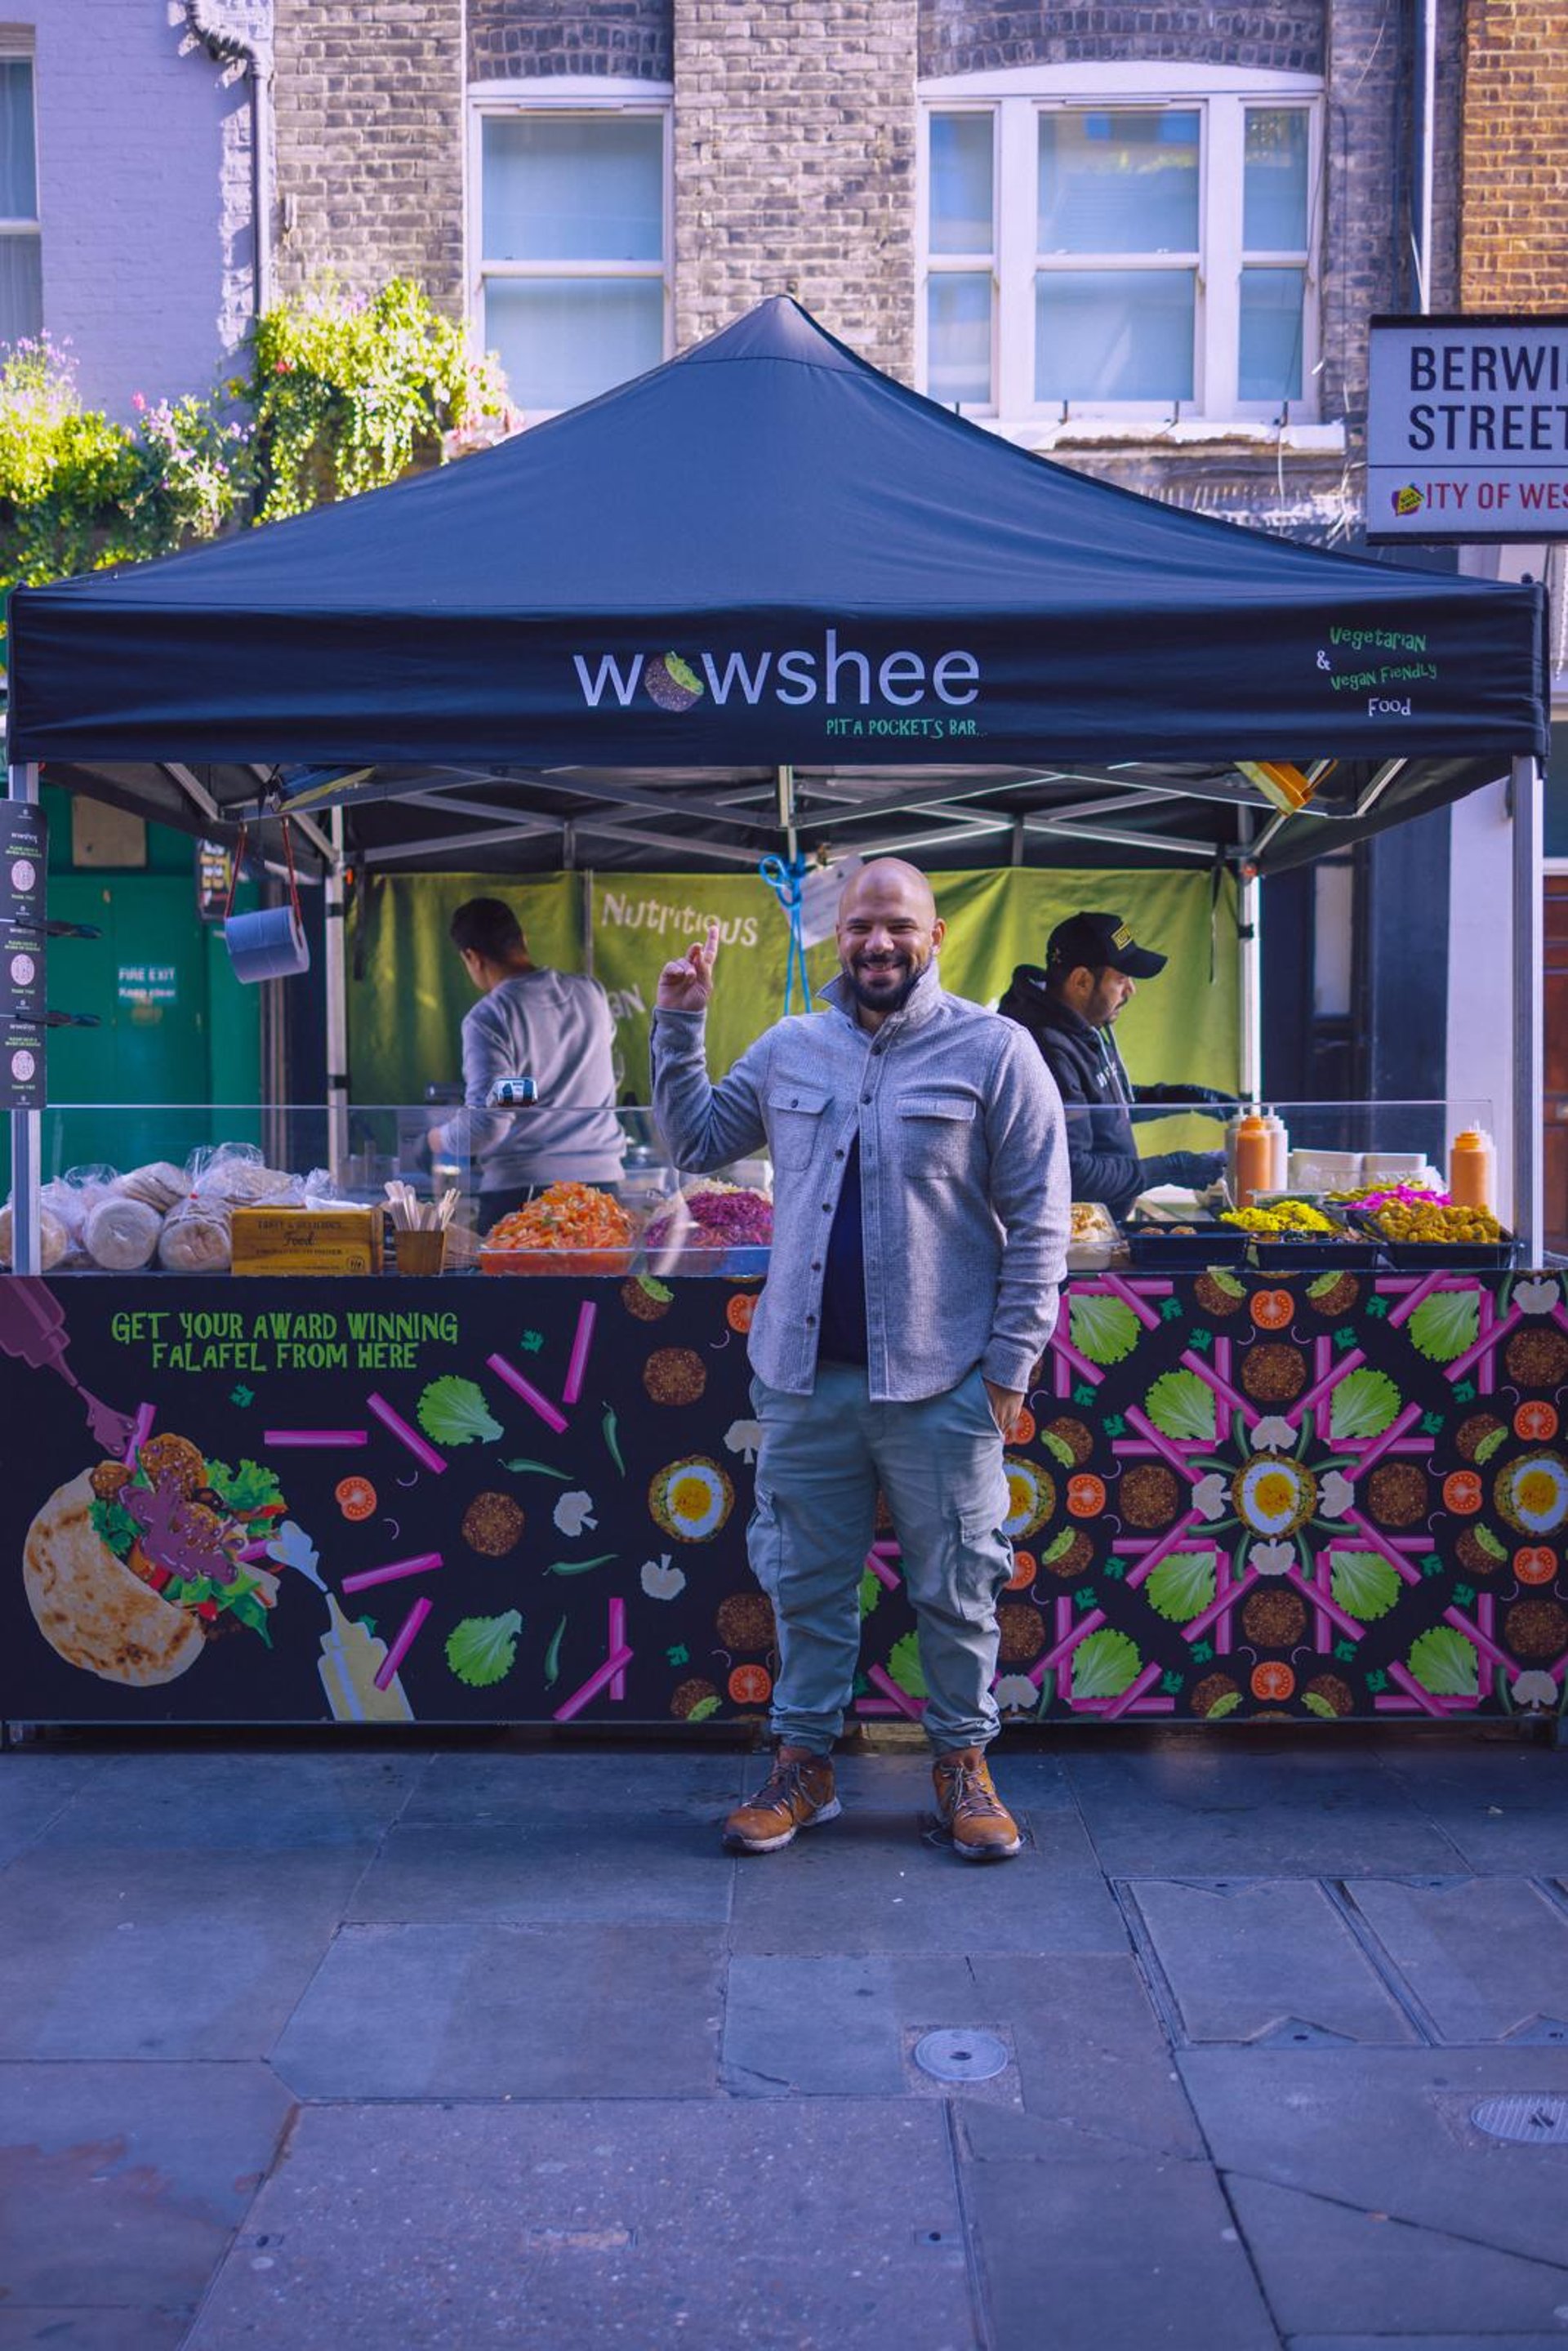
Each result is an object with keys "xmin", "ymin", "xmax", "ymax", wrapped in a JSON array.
[{"xmin": 759, "ymin": 853, "xmax": 813, "ymax": 1016}]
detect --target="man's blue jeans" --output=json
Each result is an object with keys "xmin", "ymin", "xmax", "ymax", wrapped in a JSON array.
[{"xmin": 747, "ymin": 1361, "xmax": 1014, "ymax": 1756}]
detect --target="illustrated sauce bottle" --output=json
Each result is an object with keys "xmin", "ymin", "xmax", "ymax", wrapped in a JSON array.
[
  {"xmin": 1233, "ymin": 1112, "xmax": 1273, "ymax": 1209},
  {"xmin": 318, "ymin": 1594, "xmax": 415, "ymax": 1724},
  {"xmin": 1448, "ymin": 1127, "xmax": 1495, "ymax": 1213}
]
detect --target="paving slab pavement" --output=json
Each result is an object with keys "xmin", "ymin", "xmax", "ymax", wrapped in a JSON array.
[
  {"xmin": 181, "ymin": 2100, "xmax": 977, "ymax": 2351},
  {"xmin": 2, "ymin": 1724, "xmax": 1566, "ymax": 2350}
]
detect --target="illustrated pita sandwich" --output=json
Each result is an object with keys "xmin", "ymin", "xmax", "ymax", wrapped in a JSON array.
[{"xmin": 24, "ymin": 1433, "xmax": 287, "ymax": 1686}]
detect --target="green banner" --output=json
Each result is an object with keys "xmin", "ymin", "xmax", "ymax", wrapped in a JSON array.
[
  {"xmin": 349, "ymin": 866, "xmax": 1239, "ymax": 1125},
  {"xmin": 348, "ymin": 873, "xmax": 580, "ymax": 1106}
]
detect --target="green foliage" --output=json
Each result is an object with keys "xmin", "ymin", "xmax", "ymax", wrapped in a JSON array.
[
  {"xmin": 0, "ymin": 336, "xmax": 247, "ymax": 599},
  {"xmin": 0, "ymin": 283, "xmax": 516, "ymax": 608},
  {"xmin": 246, "ymin": 278, "xmax": 514, "ymax": 523}
]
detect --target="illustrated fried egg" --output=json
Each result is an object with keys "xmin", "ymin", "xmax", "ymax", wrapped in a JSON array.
[
  {"xmin": 1232, "ymin": 1455, "xmax": 1318, "ymax": 1538},
  {"xmin": 649, "ymin": 1455, "xmax": 735, "ymax": 1543},
  {"xmin": 1495, "ymin": 1451, "xmax": 1568, "ymax": 1537},
  {"xmin": 1003, "ymin": 1458, "xmax": 1055, "ymax": 1541}
]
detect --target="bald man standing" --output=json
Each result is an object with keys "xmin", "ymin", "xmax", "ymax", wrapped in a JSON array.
[{"xmin": 653, "ymin": 861, "xmax": 1069, "ymax": 1862}]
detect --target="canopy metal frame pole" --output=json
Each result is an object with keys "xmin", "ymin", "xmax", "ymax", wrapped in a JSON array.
[
  {"xmin": 1237, "ymin": 860, "xmax": 1263, "ymax": 1105},
  {"xmin": 324, "ymin": 806, "xmax": 349, "ymax": 1179},
  {"xmin": 1511, "ymin": 751, "xmax": 1544, "ymax": 1262},
  {"xmin": 7, "ymin": 760, "xmax": 41, "ymax": 1275}
]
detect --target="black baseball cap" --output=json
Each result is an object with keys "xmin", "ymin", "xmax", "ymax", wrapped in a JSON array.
[{"xmin": 1046, "ymin": 911, "xmax": 1168, "ymax": 980}]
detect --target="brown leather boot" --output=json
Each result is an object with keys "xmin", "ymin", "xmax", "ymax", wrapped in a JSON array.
[
  {"xmin": 932, "ymin": 1747, "xmax": 1022, "ymax": 1861},
  {"xmin": 723, "ymin": 1747, "xmax": 841, "ymax": 1854}
]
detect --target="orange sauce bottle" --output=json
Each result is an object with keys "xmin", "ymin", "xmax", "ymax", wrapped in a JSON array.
[
  {"xmin": 1233, "ymin": 1112, "xmax": 1273, "ymax": 1209},
  {"xmin": 1448, "ymin": 1128, "xmax": 1494, "ymax": 1212}
]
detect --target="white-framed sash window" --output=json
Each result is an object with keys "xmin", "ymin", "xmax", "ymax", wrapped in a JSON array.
[
  {"xmin": 0, "ymin": 52, "xmax": 41, "ymax": 352},
  {"xmin": 920, "ymin": 65, "xmax": 1321, "ymax": 427},
  {"xmin": 469, "ymin": 78, "xmax": 671, "ymax": 417}
]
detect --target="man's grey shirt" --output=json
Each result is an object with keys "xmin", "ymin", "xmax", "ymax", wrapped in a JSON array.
[
  {"xmin": 446, "ymin": 969, "xmax": 625, "ymax": 1189},
  {"xmin": 651, "ymin": 964, "xmax": 1069, "ymax": 1401}
]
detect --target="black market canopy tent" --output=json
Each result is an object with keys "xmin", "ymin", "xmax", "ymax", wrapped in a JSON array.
[
  {"xmin": 7, "ymin": 296, "xmax": 1549, "ymax": 882},
  {"xmin": 3, "ymin": 296, "xmax": 1551, "ymax": 1248}
]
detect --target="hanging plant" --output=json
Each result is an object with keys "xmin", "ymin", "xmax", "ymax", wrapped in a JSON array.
[{"xmin": 244, "ymin": 278, "xmax": 517, "ymax": 523}]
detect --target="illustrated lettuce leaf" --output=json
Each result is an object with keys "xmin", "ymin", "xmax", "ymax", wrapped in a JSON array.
[
  {"xmin": 1068, "ymin": 1293, "xmax": 1141, "ymax": 1366},
  {"xmin": 1330, "ymin": 1367, "xmax": 1401, "ymax": 1442},
  {"xmin": 1143, "ymin": 1369, "xmax": 1216, "ymax": 1444},
  {"xmin": 205, "ymin": 1458, "xmax": 285, "ymax": 1513},
  {"xmin": 1407, "ymin": 1289, "xmax": 1481, "ymax": 1364},
  {"xmin": 417, "ymin": 1376, "xmax": 502, "ymax": 1447},
  {"xmin": 1145, "ymin": 1552, "xmax": 1217, "ymax": 1624},
  {"xmin": 1329, "ymin": 1550, "xmax": 1401, "ymax": 1623},
  {"xmin": 88, "ymin": 1494, "xmax": 140, "ymax": 1560},
  {"xmin": 1071, "ymin": 1627, "xmax": 1143, "ymax": 1699},
  {"xmin": 686, "ymin": 1693, "xmax": 721, "ymax": 1721},
  {"xmin": 446, "ymin": 1610, "xmax": 523, "ymax": 1687},
  {"xmin": 1303, "ymin": 1691, "xmax": 1341, "ymax": 1719},
  {"xmin": 1203, "ymin": 1688, "xmax": 1243, "ymax": 1719},
  {"xmin": 858, "ymin": 1566, "xmax": 882, "ymax": 1619},
  {"xmin": 888, "ymin": 1629, "xmax": 927, "ymax": 1697},
  {"xmin": 1407, "ymin": 1625, "xmax": 1478, "ymax": 1696}
]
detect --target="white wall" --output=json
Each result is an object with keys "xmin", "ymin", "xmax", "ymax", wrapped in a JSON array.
[
  {"xmin": 30, "ymin": 2, "xmax": 267, "ymax": 417},
  {"xmin": 1446, "ymin": 774, "xmax": 1515, "ymax": 1213}
]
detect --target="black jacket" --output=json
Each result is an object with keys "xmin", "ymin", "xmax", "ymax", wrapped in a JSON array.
[{"xmin": 997, "ymin": 964, "xmax": 1227, "ymax": 1218}]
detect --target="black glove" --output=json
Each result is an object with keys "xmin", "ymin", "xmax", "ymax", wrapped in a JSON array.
[{"xmin": 1143, "ymin": 1149, "xmax": 1227, "ymax": 1190}]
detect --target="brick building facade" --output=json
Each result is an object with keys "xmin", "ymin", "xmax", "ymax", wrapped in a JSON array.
[{"xmin": 1459, "ymin": 1, "xmax": 1568, "ymax": 314}]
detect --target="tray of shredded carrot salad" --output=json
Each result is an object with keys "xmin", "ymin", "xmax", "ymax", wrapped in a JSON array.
[{"xmin": 480, "ymin": 1182, "xmax": 639, "ymax": 1275}]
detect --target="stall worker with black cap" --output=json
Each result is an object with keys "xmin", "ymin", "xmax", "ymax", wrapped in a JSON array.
[{"xmin": 999, "ymin": 911, "xmax": 1229, "ymax": 1219}]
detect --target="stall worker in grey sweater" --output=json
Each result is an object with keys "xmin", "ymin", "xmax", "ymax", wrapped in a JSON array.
[
  {"xmin": 653, "ymin": 859, "xmax": 1069, "ymax": 1862},
  {"xmin": 430, "ymin": 897, "xmax": 624, "ymax": 1231}
]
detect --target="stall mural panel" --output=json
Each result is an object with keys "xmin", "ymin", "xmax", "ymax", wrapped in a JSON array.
[{"xmin": 2, "ymin": 1267, "xmax": 1566, "ymax": 1730}]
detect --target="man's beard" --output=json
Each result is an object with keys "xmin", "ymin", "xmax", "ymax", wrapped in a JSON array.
[{"xmin": 844, "ymin": 952, "xmax": 923, "ymax": 1013}]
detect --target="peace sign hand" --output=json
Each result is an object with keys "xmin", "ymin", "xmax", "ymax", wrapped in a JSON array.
[{"xmin": 657, "ymin": 920, "xmax": 721, "ymax": 1013}]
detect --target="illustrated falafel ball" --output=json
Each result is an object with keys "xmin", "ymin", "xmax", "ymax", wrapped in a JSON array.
[
  {"xmin": 1366, "ymin": 1460, "xmax": 1429, "ymax": 1529},
  {"xmin": 621, "ymin": 1275, "xmax": 672, "ymax": 1323},
  {"xmin": 670, "ymin": 1676, "xmax": 719, "ymax": 1719},
  {"xmin": 1038, "ymin": 1529, "xmax": 1094, "ymax": 1581},
  {"xmin": 1456, "ymin": 1524, "xmax": 1508, "ymax": 1576},
  {"xmin": 89, "ymin": 1460, "xmax": 133, "ymax": 1502},
  {"xmin": 1307, "ymin": 1272, "xmax": 1361, "ymax": 1318},
  {"xmin": 170, "ymin": 1499, "xmax": 228, "ymax": 1557},
  {"xmin": 1305, "ymin": 1672, "xmax": 1356, "ymax": 1717},
  {"xmin": 1191, "ymin": 1672, "xmax": 1242, "ymax": 1717},
  {"xmin": 1042, "ymin": 1416, "xmax": 1095, "ymax": 1467},
  {"xmin": 462, "ymin": 1490, "xmax": 526, "ymax": 1557},
  {"xmin": 1241, "ymin": 1342, "xmax": 1308, "ymax": 1405},
  {"xmin": 1193, "ymin": 1271, "xmax": 1248, "ymax": 1320},
  {"xmin": 1241, "ymin": 1587, "xmax": 1308, "ymax": 1647},
  {"xmin": 138, "ymin": 1433, "xmax": 207, "ymax": 1495},
  {"xmin": 1119, "ymin": 1463, "xmax": 1180, "ymax": 1529},
  {"xmin": 875, "ymin": 1489, "xmax": 894, "ymax": 1534},
  {"xmin": 1456, "ymin": 1413, "xmax": 1508, "ymax": 1465},
  {"xmin": 996, "ymin": 1603, "xmax": 1046, "ymax": 1663},
  {"xmin": 715, "ymin": 1590, "xmax": 776, "ymax": 1652},
  {"xmin": 1504, "ymin": 1596, "xmax": 1568, "ymax": 1659},
  {"xmin": 1505, "ymin": 1326, "xmax": 1568, "ymax": 1389},
  {"xmin": 642, "ymin": 1347, "xmax": 707, "ymax": 1406}
]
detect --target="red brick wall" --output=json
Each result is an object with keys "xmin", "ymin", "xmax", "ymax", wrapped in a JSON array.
[{"xmin": 1460, "ymin": 1, "xmax": 1568, "ymax": 310}]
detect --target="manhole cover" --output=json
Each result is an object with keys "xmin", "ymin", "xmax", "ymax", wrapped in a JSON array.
[
  {"xmin": 1471, "ymin": 2095, "xmax": 1568, "ymax": 2145},
  {"xmin": 912, "ymin": 2028, "xmax": 1009, "ymax": 2083}
]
